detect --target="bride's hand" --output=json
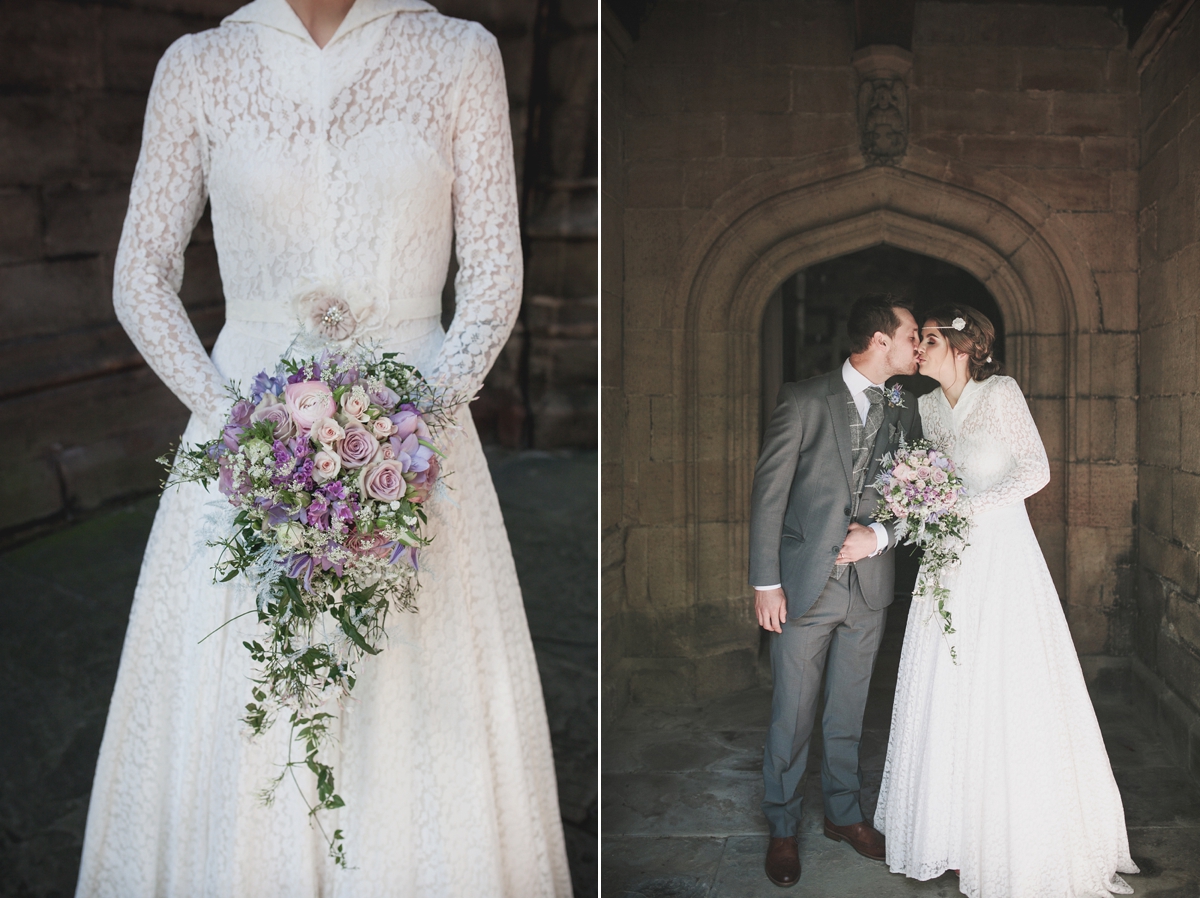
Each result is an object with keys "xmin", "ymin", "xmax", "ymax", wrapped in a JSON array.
[{"xmin": 755, "ymin": 587, "xmax": 788, "ymax": 633}]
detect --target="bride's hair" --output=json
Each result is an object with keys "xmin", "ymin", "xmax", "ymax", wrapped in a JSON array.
[{"xmin": 924, "ymin": 304, "xmax": 1004, "ymax": 382}]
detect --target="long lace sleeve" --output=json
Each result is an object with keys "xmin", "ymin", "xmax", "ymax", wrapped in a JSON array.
[
  {"xmin": 430, "ymin": 25, "xmax": 522, "ymax": 402},
  {"xmin": 965, "ymin": 377, "xmax": 1051, "ymax": 517},
  {"xmin": 114, "ymin": 35, "xmax": 227, "ymax": 431}
]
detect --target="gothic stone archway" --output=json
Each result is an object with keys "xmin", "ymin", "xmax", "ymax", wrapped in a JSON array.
[{"xmin": 625, "ymin": 146, "xmax": 1134, "ymax": 701}]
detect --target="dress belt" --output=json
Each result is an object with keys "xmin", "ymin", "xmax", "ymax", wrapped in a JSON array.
[{"xmin": 225, "ymin": 296, "xmax": 444, "ymax": 335}]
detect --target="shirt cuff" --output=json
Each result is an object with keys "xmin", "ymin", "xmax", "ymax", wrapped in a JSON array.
[
  {"xmin": 754, "ymin": 584, "xmax": 782, "ymax": 591},
  {"xmin": 868, "ymin": 522, "xmax": 888, "ymax": 557}
]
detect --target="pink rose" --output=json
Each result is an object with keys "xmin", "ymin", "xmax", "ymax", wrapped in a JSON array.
[
  {"xmin": 931, "ymin": 468, "xmax": 948, "ymax": 484},
  {"xmin": 347, "ymin": 529, "xmax": 391, "ymax": 558},
  {"xmin": 892, "ymin": 462, "xmax": 914, "ymax": 481},
  {"xmin": 916, "ymin": 465, "xmax": 933, "ymax": 481},
  {"xmin": 312, "ymin": 450, "xmax": 342, "ymax": 483},
  {"xmin": 371, "ymin": 417, "xmax": 395, "ymax": 439},
  {"xmin": 337, "ymin": 424, "xmax": 377, "ymax": 469},
  {"xmin": 361, "ymin": 459, "xmax": 406, "ymax": 502},
  {"xmin": 312, "ymin": 417, "xmax": 345, "ymax": 447},
  {"xmin": 251, "ymin": 395, "xmax": 296, "ymax": 440},
  {"xmin": 285, "ymin": 381, "xmax": 336, "ymax": 433},
  {"xmin": 341, "ymin": 386, "xmax": 371, "ymax": 422}
]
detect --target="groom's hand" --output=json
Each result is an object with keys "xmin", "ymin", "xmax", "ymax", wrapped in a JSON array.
[
  {"xmin": 837, "ymin": 522, "xmax": 877, "ymax": 564},
  {"xmin": 755, "ymin": 587, "xmax": 788, "ymax": 633}
]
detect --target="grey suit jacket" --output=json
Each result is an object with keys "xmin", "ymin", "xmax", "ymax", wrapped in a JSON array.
[{"xmin": 748, "ymin": 369, "xmax": 923, "ymax": 618}]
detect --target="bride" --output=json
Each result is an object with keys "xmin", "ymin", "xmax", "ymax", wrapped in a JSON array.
[
  {"xmin": 74, "ymin": 0, "xmax": 572, "ymax": 894},
  {"xmin": 873, "ymin": 305, "xmax": 1138, "ymax": 898}
]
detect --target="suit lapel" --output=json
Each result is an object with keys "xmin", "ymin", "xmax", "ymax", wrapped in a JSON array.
[{"xmin": 826, "ymin": 373, "xmax": 854, "ymax": 492}]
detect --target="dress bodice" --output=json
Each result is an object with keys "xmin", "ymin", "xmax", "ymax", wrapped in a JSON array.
[
  {"xmin": 917, "ymin": 376, "xmax": 1051, "ymax": 517},
  {"xmin": 113, "ymin": 0, "xmax": 520, "ymax": 429}
]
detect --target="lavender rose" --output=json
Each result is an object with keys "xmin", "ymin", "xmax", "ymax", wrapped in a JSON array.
[
  {"xmin": 368, "ymin": 383, "xmax": 400, "ymax": 410},
  {"xmin": 284, "ymin": 380, "xmax": 336, "ymax": 433},
  {"xmin": 361, "ymin": 459, "xmax": 406, "ymax": 502},
  {"xmin": 229, "ymin": 399, "xmax": 256, "ymax": 428},
  {"xmin": 337, "ymin": 424, "xmax": 377, "ymax": 469}
]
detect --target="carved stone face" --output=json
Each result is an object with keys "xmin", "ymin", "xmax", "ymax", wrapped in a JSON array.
[{"xmin": 858, "ymin": 77, "xmax": 909, "ymax": 166}]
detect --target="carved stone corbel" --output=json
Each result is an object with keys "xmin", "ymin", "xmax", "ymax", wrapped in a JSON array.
[{"xmin": 852, "ymin": 45, "xmax": 913, "ymax": 167}]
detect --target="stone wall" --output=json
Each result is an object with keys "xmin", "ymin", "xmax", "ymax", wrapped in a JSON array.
[
  {"xmin": 600, "ymin": 6, "xmax": 628, "ymax": 726},
  {"xmin": 1135, "ymin": 0, "xmax": 1200, "ymax": 771},
  {"xmin": 609, "ymin": 0, "xmax": 1141, "ymax": 704},
  {"xmin": 0, "ymin": 0, "xmax": 596, "ymax": 538}
]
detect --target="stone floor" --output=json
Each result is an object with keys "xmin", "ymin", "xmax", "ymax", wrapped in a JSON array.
[
  {"xmin": 602, "ymin": 599, "xmax": 1200, "ymax": 898},
  {"xmin": 0, "ymin": 448, "xmax": 596, "ymax": 898}
]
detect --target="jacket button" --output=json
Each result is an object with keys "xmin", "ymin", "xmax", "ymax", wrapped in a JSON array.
[
  {"xmin": 843, "ymin": 507, "xmax": 851, "ymax": 516},
  {"xmin": 832, "ymin": 546, "xmax": 840, "ymax": 553}
]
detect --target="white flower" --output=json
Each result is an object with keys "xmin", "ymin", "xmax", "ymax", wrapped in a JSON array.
[
  {"xmin": 275, "ymin": 522, "xmax": 305, "ymax": 549},
  {"xmin": 952, "ymin": 317, "xmax": 966, "ymax": 330}
]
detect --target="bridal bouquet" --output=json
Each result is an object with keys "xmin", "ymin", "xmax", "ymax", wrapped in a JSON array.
[
  {"xmin": 872, "ymin": 439, "xmax": 969, "ymax": 662},
  {"xmin": 162, "ymin": 346, "xmax": 450, "ymax": 866}
]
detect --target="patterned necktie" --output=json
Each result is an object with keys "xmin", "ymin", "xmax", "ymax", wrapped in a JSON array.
[{"xmin": 836, "ymin": 385, "xmax": 887, "ymax": 579}]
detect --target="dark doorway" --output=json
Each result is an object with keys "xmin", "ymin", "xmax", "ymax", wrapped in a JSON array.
[{"xmin": 758, "ymin": 245, "xmax": 1004, "ymax": 611}]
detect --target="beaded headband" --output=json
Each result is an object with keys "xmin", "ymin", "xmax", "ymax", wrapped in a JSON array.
[{"xmin": 928, "ymin": 317, "xmax": 993, "ymax": 363}]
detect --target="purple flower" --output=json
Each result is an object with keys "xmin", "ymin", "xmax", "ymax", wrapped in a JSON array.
[
  {"xmin": 337, "ymin": 424, "xmax": 377, "ymax": 469},
  {"xmin": 369, "ymin": 384, "xmax": 400, "ymax": 410},
  {"xmin": 304, "ymin": 493, "xmax": 330, "ymax": 529},
  {"xmin": 229, "ymin": 399, "xmax": 256, "ymax": 428},
  {"xmin": 321, "ymin": 480, "xmax": 347, "ymax": 501},
  {"xmin": 286, "ymin": 553, "xmax": 316, "ymax": 591},
  {"xmin": 250, "ymin": 370, "xmax": 285, "ymax": 403},
  {"xmin": 222, "ymin": 424, "xmax": 244, "ymax": 451}
]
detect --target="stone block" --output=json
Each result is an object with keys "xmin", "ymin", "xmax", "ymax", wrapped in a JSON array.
[
  {"xmin": 1140, "ymin": 464, "xmax": 1173, "ymax": 539},
  {"xmin": 624, "ymin": 208, "xmax": 687, "ymax": 280},
  {"xmin": 0, "ymin": 0, "xmax": 102, "ymax": 91},
  {"xmin": 791, "ymin": 68, "xmax": 857, "ymax": 116},
  {"xmin": 1137, "ymin": 568, "xmax": 1166, "ymax": 666},
  {"xmin": 1081, "ymin": 136, "xmax": 1137, "ymax": 169},
  {"xmin": 957, "ymin": 134, "xmax": 1082, "ymax": 168},
  {"xmin": 645, "ymin": 524, "xmax": 690, "ymax": 608},
  {"xmin": 1142, "ymin": 526, "xmax": 1200, "ymax": 594},
  {"xmin": 623, "ymin": 525, "xmax": 648, "ymax": 607},
  {"xmin": 0, "ymin": 257, "xmax": 111, "ymax": 341},
  {"xmin": 1157, "ymin": 175, "xmax": 1199, "ymax": 259},
  {"xmin": 1066, "ymin": 525, "xmax": 1121, "ymax": 608},
  {"xmin": 913, "ymin": 44, "xmax": 1018, "ymax": 91},
  {"xmin": 0, "ymin": 454, "xmax": 61, "ymax": 530},
  {"xmin": 0, "ymin": 96, "xmax": 78, "ymax": 185},
  {"xmin": 1179, "ymin": 394, "xmax": 1200, "ymax": 475},
  {"xmin": 910, "ymin": 89, "xmax": 1051, "ymax": 136},
  {"xmin": 1019, "ymin": 48, "xmax": 1111, "ymax": 92},
  {"xmin": 724, "ymin": 113, "xmax": 855, "ymax": 159},
  {"xmin": 623, "ymin": 328, "xmax": 674, "ymax": 397},
  {"xmin": 1094, "ymin": 271, "xmax": 1137, "ymax": 331},
  {"xmin": 634, "ymin": 460, "xmax": 677, "ymax": 526},
  {"xmin": 1085, "ymin": 332, "xmax": 1137, "ymax": 398},
  {"xmin": 681, "ymin": 158, "xmax": 775, "ymax": 210},
  {"xmin": 601, "ymin": 464, "xmax": 622, "ymax": 530},
  {"xmin": 1114, "ymin": 397, "xmax": 1137, "ymax": 464},
  {"xmin": 1076, "ymin": 397, "xmax": 1113, "ymax": 462},
  {"xmin": 1140, "ymin": 396, "xmax": 1181, "ymax": 468},
  {"xmin": 79, "ymin": 93, "xmax": 147, "ymax": 178},
  {"xmin": 732, "ymin": 1, "xmax": 853, "ymax": 67},
  {"xmin": 1142, "ymin": 92, "xmax": 1189, "ymax": 164},
  {"xmin": 1002, "ymin": 168, "xmax": 1111, "ymax": 212},
  {"xmin": 1065, "ymin": 605, "xmax": 1110, "ymax": 655},
  {"xmin": 914, "ymin": 2, "xmax": 1121, "ymax": 48},
  {"xmin": 649, "ymin": 395, "xmax": 674, "ymax": 463},
  {"xmin": 601, "ymin": 204, "xmax": 622, "ymax": 294},
  {"xmin": 1104, "ymin": 169, "xmax": 1132, "ymax": 211},
  {"xmin": 101, "ymin": 8, "xmax": 198, "ymax": 93},
  {"xmin": 1068, "ymin": 462, "xmax": 1136, "ymax": 529},
  {"xmin": 1167, "ymin": 592, "xmax": 1200, "ymax": 656},
  {"xmin": 0, "ymin": 188, "xmax": 41, "ymax": 264},
  {"xmin": 631, "ymin": 2, "xmax": 734, "ymax": 67},
  {"xmin": 1061, "ymin": 212, "xmax": 1137, "ymax": 272},
  {"xmin": 1139, "ymin": 137, "xmax": 1178, "ymax": 210},
  {"xmin": 42, "ymin": 183, "xmax": 130, "ymax": 257},
  {"xmin": 1027, "ymin": 459, "xmax": 1065, "ymax": 524},
  {"xmin": 625, "ymin": 113, "xmax": 723, "ymax": 160},
  {"xmin": 624, "ymin": 160, "xmax": 682, "ymax": 209},
  {"xmin": 1027, "ymin": 397, "xmax": 1065, "ymax": 460},
  {"xmin": 694, "ymin": 648, "xmax": 757, "ymax": 699},
  {"xmin": 1173, "ymin": 470, "xmax": 1200, "ymax": 550},
  {"xmin": 629, "ymin": 65, "xmax": 793, "ymax": 116},
  {"xmin": 628, "ymin": 659, "xmax": 694, "ymax": 704},
  {"xmin": 1157, "ymin": 633, "xmax": 1200, "ymax": 721}
]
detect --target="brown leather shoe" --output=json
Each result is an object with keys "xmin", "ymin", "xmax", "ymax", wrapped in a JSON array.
[
  {"xmin": 765, "ymin": 835, "xmax": 800, "ymax": 887},
  {"xmin": 823, "ymin": 817, "xmax": 886, "ymax": 862}
]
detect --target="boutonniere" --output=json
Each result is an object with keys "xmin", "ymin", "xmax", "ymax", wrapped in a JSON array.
[{"xmin": 884, "ymin": 384, "xmax": 906, "ymax": 408}]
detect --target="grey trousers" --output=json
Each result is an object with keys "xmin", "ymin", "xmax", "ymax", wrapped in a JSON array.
[{"xmin": 761, "ymin": 568, "xmax": 887, "ymax": 836}]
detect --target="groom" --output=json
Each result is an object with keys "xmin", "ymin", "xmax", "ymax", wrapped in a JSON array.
[{"xmin": 749, "ymin": 293, "xmax": 922, "ymax": 887}]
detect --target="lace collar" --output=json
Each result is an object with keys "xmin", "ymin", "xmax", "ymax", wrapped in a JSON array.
[
  {"xmin": 937, "ymin": 376, "xmax": 989, "ymax": 427},
  {"xmin": 223, "ymin": 0, "xmax": 434, "ymax": 46}
]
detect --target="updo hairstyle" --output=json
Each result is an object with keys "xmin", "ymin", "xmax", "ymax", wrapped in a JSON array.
[{"xmin": 924, "ymin": 304, "xmax": 1003, "ymax": 382}]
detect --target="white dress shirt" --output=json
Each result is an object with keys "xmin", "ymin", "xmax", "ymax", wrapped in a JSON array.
[{"xmin": 754, "ymin": 359, "xmax": 890, "ymax": 591}]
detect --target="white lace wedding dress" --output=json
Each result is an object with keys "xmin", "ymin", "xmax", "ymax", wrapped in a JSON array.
[
  {"xmin": 874, "ymin": 375, "xmax": 1138, "ymax": 898},
  {"xmin": 75, "ymin": 1, "xmax": 571, "ymax": 894}
]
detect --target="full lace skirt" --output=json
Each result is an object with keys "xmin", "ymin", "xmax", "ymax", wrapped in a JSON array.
[
  {"xmin": 75, "ymin": 320, "xmax": 572, "ymax": 897},
  {"xmin": 874, "ymin": 502, "xmax": 1137, "ymax": 898}
]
